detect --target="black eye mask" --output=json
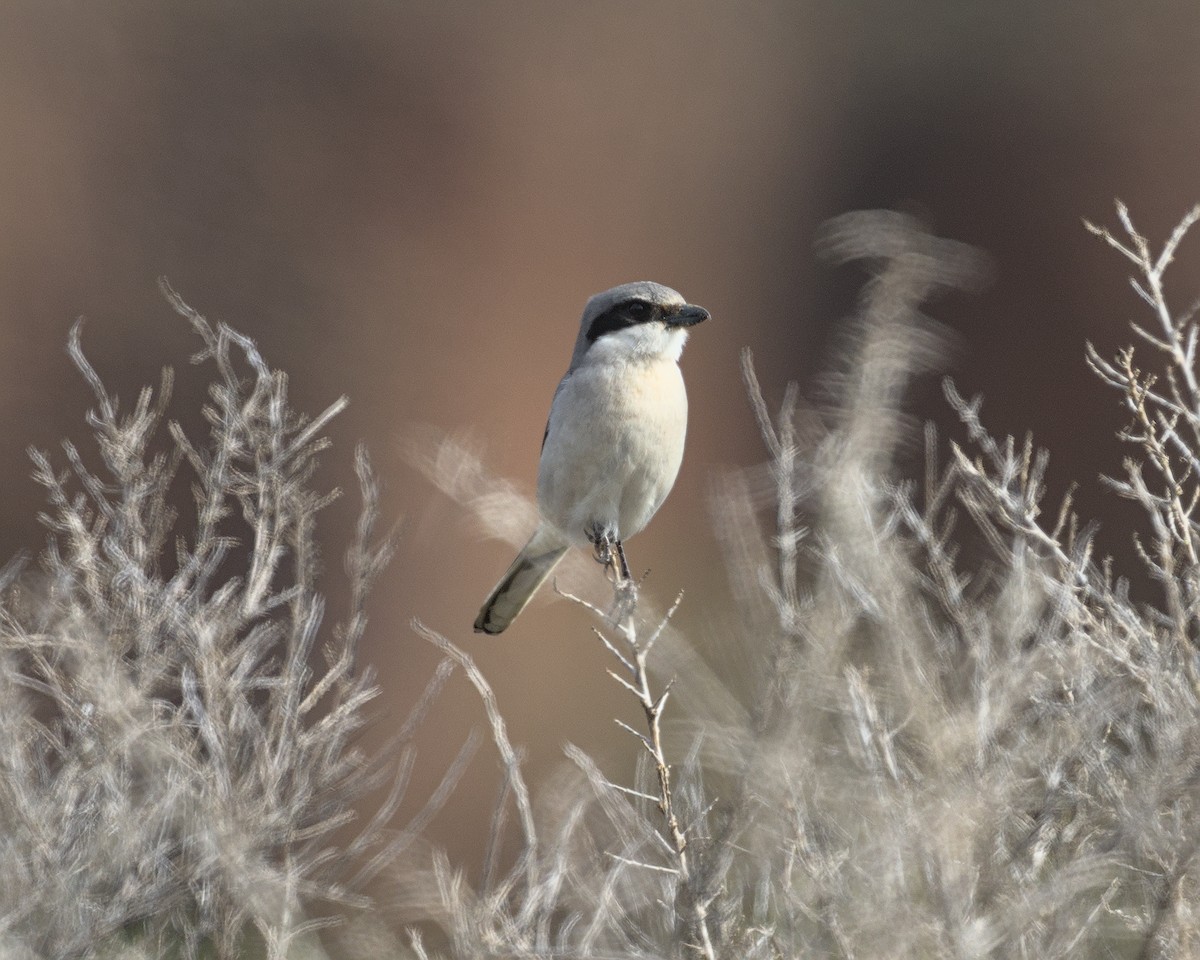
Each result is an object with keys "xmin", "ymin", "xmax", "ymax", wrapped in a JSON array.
[{"xmin": 585, "ymin": 299, "xmax": 662, "ymax": 343}]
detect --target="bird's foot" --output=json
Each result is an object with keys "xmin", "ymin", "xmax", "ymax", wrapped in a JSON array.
[
  {"xmin": 586, "ymin": 523, "xmax": 612, "ymax": 565},
  {"xmin": 614, "ymin": 540, "xmax": 632, "ymax": 582},
  {"xmin": 586, "ymin": 523, "xmax": 632, "ymax": 582},
  {"xmin": 585, "ymin": 523, "xmax": 639, "ymax": 622}
]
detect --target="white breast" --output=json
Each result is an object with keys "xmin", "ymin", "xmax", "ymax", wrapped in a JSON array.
[{"xmin": 538, "ymin": 353, "xmax": 688, "ymax": 546}]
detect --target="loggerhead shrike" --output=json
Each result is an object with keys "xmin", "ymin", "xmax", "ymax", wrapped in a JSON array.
[{"xmin": 474, "ymin": 281, "xmax": 709, "ymax": 634}]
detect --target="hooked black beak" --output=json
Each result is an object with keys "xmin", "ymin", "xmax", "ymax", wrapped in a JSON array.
[{"xmin": 668, "ymin": 303, "xmax": 710, "ymax": 327}]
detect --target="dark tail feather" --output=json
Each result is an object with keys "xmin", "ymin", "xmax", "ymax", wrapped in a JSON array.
[{"xmin": 474, "ymin": 531, "xmax": 569, "ymax": 634}]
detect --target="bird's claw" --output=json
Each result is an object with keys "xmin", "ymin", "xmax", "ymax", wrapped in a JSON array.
[{"xmin": 586, "ymin": 524, "xmax": 632, "ymax": 582}]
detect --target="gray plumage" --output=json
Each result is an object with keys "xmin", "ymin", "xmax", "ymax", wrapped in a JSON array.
[{"xmin": 474, "ymin": 281, "xmax": 709, "ymax": 634}]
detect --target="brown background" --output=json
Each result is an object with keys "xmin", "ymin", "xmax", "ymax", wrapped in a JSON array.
[{"xmin": 3, "ymin": 0, "xmax": 1200, "ymax": 889}]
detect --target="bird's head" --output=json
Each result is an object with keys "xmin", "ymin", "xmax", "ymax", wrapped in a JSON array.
[{"xmin": 569, "ymin": 281, "xmax": 709, "ymax": 369}]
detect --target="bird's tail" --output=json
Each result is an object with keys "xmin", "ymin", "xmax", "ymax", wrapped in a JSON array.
[{"xmin": 474, "ymin": 526, "xmax": 570, "ymax": 634}]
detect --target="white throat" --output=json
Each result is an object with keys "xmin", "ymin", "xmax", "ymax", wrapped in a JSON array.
[{"xmin": 585, "ymin": 323, "xmax": 689, "ymax": 366}]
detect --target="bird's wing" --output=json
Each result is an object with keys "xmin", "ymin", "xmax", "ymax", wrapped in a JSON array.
[{"xmin": 541, "ymin": 371, "xmax": 573, "ymax": 452}]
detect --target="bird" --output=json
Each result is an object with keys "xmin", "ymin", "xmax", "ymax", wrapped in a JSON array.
[{"xmin": 473, "ymin": 281, "xmax": 709, "ymax": 635}]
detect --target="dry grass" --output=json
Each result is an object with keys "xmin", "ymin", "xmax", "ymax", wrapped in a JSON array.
[
  {"xmin": 0, "ymin": 283, "xmax": 456, "ymax": 959},
  {"xmin": 6, "ymin": 205, "xmax": 1200, "ymax": 959},
  {"xmin": 401, "ymin": 206, "xmax": 1200, "ymax": 959}
]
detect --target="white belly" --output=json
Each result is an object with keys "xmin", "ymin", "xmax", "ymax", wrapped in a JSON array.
[{"xmin": 537, "ymin": 358, "xmax": 688, "ymax": 546}]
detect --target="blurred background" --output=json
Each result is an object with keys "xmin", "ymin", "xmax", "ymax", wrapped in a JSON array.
[{"xmin": 4, "ymin": 0, "xmax": 1200, "ymax": 901}]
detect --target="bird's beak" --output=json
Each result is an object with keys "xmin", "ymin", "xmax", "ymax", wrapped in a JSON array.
[{"xmin": 668, "ymin": 304, "xmax": 710, "ymax": 327}]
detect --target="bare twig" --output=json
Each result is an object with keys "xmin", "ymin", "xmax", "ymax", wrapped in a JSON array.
[{"xmin": 562, "ymin": 576, "xmax": 715, "ymax": 959}]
